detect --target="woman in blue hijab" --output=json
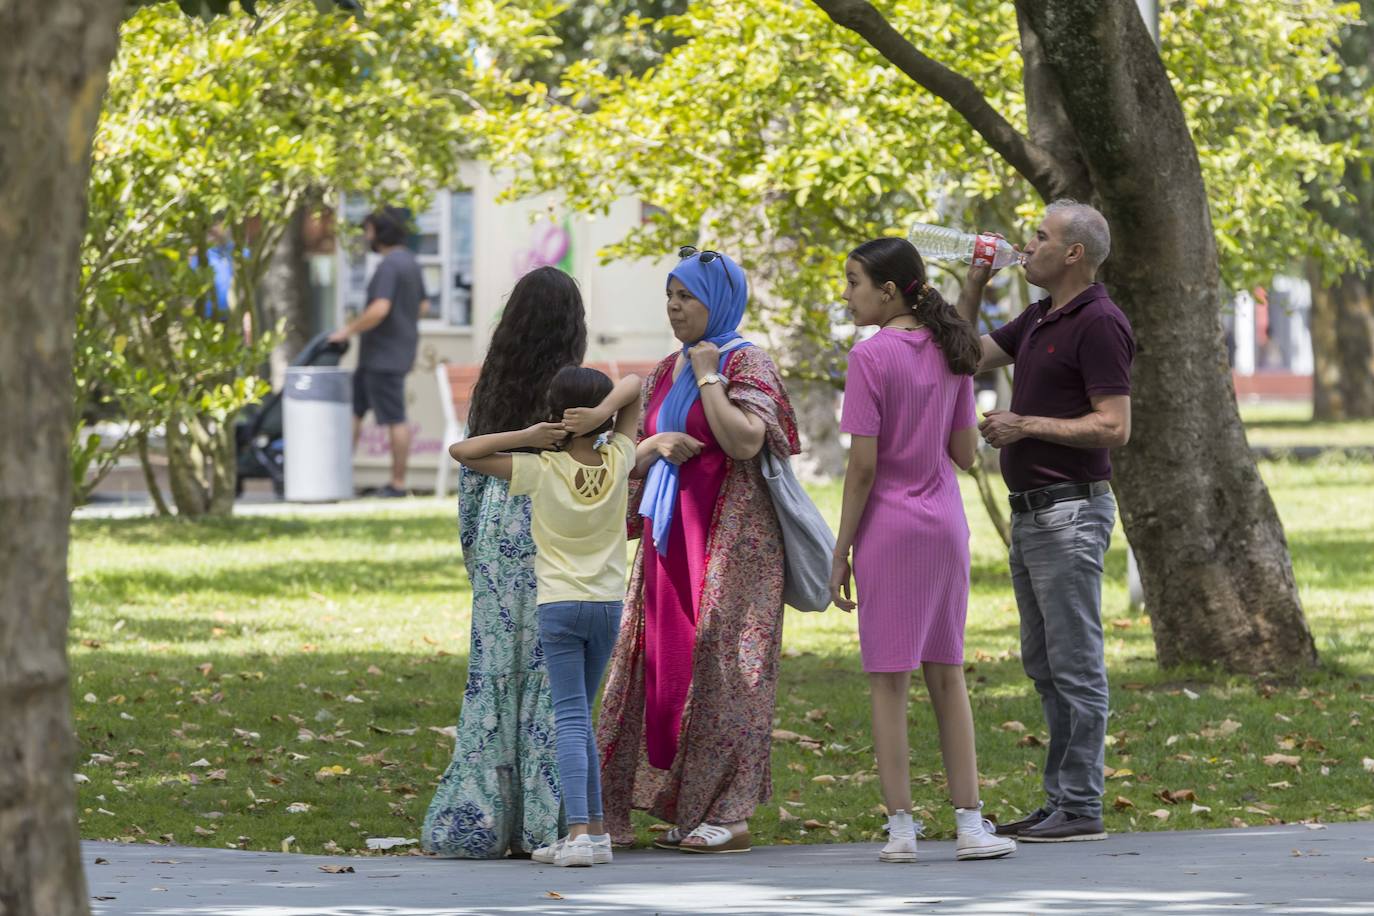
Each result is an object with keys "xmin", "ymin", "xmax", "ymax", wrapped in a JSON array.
[{"xmin": 595, "ymin": 248, "xmax": 800, "ymax": 853}]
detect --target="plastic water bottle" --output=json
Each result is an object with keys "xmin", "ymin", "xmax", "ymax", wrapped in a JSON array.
[{"xmin": 908, "ymin": 222, "xmax": 1022, "ymax": 269}]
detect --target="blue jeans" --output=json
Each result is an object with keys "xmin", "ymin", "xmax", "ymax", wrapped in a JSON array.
[
  {"xmin": 1009, "ymin": 491, "xmax": 1116, "ymax": 819},
  {"xmin": 538, "ymin": 600, "xmax": 623, "ymax": 826}
]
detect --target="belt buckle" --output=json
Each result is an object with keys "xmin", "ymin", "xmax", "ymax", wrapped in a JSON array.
[{"xmin": 1027, "ymin": 489, "xmax": 1054, "ymax": 512}]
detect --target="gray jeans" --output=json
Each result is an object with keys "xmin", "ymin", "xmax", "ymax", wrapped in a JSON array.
[{"xmin": 1009, "ymin": 490, "xmax": 1115, "ymax": 818}]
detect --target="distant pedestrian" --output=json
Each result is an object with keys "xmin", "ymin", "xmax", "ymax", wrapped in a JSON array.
[
  {"xmin": 830, "ymin": 237, "xmax": 1016, "ymax": 864},
  {"xmin": 328, "ymin": 206, "xmax": 430, "ymax": 497},
  {"xmin": 956, "ymin": 199, "xmax": 1135, "ymax": 843}
]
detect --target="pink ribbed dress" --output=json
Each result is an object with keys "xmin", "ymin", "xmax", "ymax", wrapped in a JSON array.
[{"xmin": 839, "ymin": 329, "xmax": 978, "ymax": 672}]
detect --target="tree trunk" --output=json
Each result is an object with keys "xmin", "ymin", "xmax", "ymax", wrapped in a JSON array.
[
  {"xmin": 1310, "ymin": 266, "xmax": 1374, "ymax": 421},
  {"xmin": 1021, "ymin": 0, "xmax": 1317, "ymax": 672},
  {"xmin": 261, "ymin": 204, "xmax": 314, "ymax": 388},
  {"xmin": 0, "ymin": 4, "xmax": 123, "ymax": 915},
  {"xmin": 166, "ymin": 420, "xmax": 211, "ymax": 516}
]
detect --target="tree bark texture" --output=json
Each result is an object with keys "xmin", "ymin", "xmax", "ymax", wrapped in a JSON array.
[
  {"xmin": 814, "ymin": 0, "xmax": 1317, "ymax": 671},
  {"xmin": 0, "ymin": 3, "xmax": 123, "ymax": 916},
  {"xmin": 262, "ymin": 205, "xmax": 315, "ymax": 388},
  {"xmin": 1310, "ymin": 269, "xmax": 1374, "ymax": 421}
]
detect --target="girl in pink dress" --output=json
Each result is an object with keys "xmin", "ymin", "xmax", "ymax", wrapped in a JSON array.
[{"xmin": 829, "ymin": 238, "xmax": 1016, "ymax": 864}]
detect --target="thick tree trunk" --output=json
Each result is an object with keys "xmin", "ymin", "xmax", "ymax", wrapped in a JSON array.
[
  {"xmin": 0, "ymin": 4, "xmax": 123, "ymax": 916},
  {"xmin": 1310, "ymin": 267, "xmax": 1374, "ymax": 421},
  {"xmin": 1022, "ymin": 0, "xmax": 1317, "ymax": 672}
]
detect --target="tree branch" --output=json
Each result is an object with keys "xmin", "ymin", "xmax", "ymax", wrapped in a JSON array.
[{"xmin": 810, "ymin": 0, "xmax": 1070, "ymax": 199}]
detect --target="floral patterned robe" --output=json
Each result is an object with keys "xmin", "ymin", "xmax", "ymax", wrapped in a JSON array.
[{"xmin": 597, "ymin": 345, "xmax": 799, "ymax": 842}]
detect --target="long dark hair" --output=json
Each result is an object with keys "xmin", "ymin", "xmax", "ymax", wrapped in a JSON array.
[
  {"xmin": 545, "ymin": 366, "xmax": 614, "ymax": 440},
  {"xmin": 848, "ymin": 237, "xmax": 981, "ymax": 376},
  {"xmin": 466, "ymin": 266, "xmax": 588, "ymax": 437}
]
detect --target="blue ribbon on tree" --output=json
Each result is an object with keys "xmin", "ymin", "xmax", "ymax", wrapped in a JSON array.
[{"xmin": 641, "ymin": 252, "xmax": 752, "ymax": 555}]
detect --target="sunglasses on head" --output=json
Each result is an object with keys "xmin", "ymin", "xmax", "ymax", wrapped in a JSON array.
[{"xmin": 678, "ymin": 245, "xmax": 736, "ymax": 294}]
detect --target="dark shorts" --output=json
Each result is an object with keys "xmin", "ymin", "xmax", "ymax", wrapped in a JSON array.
[{"xmin": 352, "ymin": 368, "xmax": 407, "ymax": 425}]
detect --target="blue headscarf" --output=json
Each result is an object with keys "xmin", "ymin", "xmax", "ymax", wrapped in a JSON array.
[{"xmin": 640, "ymin": 252, "xmax": 753, "ymax": 555}]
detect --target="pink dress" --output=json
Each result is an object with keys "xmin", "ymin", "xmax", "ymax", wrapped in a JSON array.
[
  {"xmin": 839, "ymin": 329, "xmax": 977, "ymax": 672},
  {"xmin": 640, "ymin": 369, "xmax": 729, "ymax": 769}
]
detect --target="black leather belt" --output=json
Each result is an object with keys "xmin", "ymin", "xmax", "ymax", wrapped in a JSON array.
[{"xmin": 1008, "ymin": 480, "xmax": 1111, "ymax": 514}]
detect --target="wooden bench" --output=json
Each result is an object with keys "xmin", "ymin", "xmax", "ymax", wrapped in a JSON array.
[{"xmin": 434, "ymin": 359, "xmax": 664, "ymax": 497}]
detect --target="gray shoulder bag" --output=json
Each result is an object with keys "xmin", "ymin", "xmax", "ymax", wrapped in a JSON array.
[{"xmin": 759, "ymin": 448, "xmax": 835, "ymax": 612}]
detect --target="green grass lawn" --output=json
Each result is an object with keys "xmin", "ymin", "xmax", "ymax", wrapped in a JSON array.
[
  {"xmin": 1239, "ymin": 401, "xmax": 1374, "ymax": 449},
  {"xmin": 68, "ymin": 457, "xmax": 1374, "ymax": 855}
]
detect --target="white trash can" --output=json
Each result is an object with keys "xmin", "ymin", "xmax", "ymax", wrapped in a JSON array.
[{"xmin": 283, "ymin": 366, "xmax": 354, "ymax": 502}]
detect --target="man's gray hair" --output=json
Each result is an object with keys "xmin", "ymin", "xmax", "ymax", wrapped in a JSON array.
[{"xmin": 1046, "ymin": 199, "xmax": 1111, "ymax": 269}]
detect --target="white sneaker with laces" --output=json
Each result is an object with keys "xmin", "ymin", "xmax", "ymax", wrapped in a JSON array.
[
  {"xmin": 879, "ymin": 810, "xmax": 918, "ymax": 863},
  {"xmin": 955, "ymin": 805, "xmax": 1017, "ymax": 860},
  {"xmin": 531, "ymin": 835, "xmax": 596, "ymax": 867}
]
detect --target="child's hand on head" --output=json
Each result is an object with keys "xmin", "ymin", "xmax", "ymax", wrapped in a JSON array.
[
  {"xmin": 561, "ymin": 406, "xmax": 607, "ymax": 436},
  {"xmin": 524, "ymin": 421, "xmax": 569, "ymax": 450}
]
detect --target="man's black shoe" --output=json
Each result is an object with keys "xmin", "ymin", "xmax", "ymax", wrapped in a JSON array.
[
  {"xmin": 993, "ymin": 807, "xmax": 1051, "ymax": 837},
  {"xmin": 1017, "ymin": 810, "xmax": 1107, "ymax": 843},
  {"xmin": 376, "ymin": 484, "xmax": 408, "ymax": 499}
]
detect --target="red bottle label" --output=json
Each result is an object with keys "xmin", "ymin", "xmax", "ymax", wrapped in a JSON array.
[{"xmin": 972, "ymin": 234, "xmax": 998, "ymax": 267}]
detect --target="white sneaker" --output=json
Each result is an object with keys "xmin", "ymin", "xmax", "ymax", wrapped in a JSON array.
[
  {"xmin": 955, "ymin": 806, "xmax": 1017, "ymax": 861},
  {"xmin": 531, "ymin": 835, "xmax": 596, "ymax": 867},
  {"xmin": 587, "ymin": 833, "xmax": 614, "ymax": 864},
  {"xmin": 879, "ymin": 810, "xmax": 918, "ymax": 863}
]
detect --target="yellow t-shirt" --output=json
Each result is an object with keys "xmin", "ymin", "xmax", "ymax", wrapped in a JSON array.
[{"xmin": 509, "ymin": 432, "xmax": 635, "ymax": 605}]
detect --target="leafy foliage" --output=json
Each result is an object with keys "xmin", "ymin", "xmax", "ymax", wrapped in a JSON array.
[
  {"xmin": 76, "ymin": 1, "xmax": 543, "ymax": 509},
  {"xmin": 475, "ymin": 0, "xmax": 1369, "ymax": 376}
]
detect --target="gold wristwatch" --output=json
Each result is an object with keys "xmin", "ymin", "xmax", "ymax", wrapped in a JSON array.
[{"xmin": 696, "ymin": 372, "xmax": 723, "ymax": 389}]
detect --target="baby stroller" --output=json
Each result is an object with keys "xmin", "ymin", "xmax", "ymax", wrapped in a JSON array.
[{"xmin": 235, "ymin": 332, "xmax": 349, "ymax": 497}]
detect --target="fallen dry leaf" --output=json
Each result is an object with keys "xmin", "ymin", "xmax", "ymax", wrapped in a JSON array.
[
  {"xmin": 1113, "ymin": 796, "xmax": 1135, "ymax": 811},
  {"xmin": 1263, "ymin": 753, "xmax": 1302, "ymax": 768},
  {"xmin": 318, "ymin": 865, "xmax": 355, "ymax": 874},
  {"xmin": 1017, "ymin": 734, "xmax": 1043, "ymax": 748},
  {"xmin": 1148, "ymin": 809, "xmax": 1171, "ymax": 821},
  {"xmin": 280, "ymin": 835, "xmax": 295, "ymax": 853},
  {"xmin": 1156, "ymin": 788, "xmax": 1197, "ymax": 805},
  {"xmin": 648, "ymin": 823, "xmax": 672, "ymax": 833},
  {"xmin": 777, "ymin": 806, "xmax": 798, "ymax": 821},
  {"xmin": 544, "ymin": 892, "xmax": 564, "ymax": 899},
  {"xmin": 1190, "ymin": 803, "xmax": 1211, "ymax": 814},
  {"xmin": 1000, "ymin": 721, "xmax": 1027, "ymax": 733},
  {"xmin": 1362, "ymin": 758, "xmax": 1374, "ymax": 773},
  {"xmin": 811, "ymin": 774, "xmax": 837, "ymax": 784},
  {"xmin": 802, "ymin": 819, "xmax": 826, "ymax": 829},
  {"xmin": 93, "ymin": 857, "xmax": 109, "ymax": 865}
]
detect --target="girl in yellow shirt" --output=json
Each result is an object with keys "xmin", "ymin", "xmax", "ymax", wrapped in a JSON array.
[{"xmin": 450, "ymin": 366, "xmax": 640, "ymax": 867}]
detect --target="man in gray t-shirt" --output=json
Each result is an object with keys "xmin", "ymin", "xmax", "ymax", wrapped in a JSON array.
[{"xmin": 329, "ymin": 207, "xmax": 429, "ymax": 497}]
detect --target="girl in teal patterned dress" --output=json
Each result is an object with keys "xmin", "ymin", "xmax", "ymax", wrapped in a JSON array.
[{"xmin": 422, "ymin": 267, "xmax": 588, "ymax": 858}]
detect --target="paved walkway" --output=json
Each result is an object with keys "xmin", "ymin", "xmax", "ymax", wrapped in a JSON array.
[{"xmin": 84, "ymin": 822, "xmax": 1374, "ymax": 915}]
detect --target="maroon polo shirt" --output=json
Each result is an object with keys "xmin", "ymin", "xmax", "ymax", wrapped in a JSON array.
[{"xmin": 988, "ymin": 282, "xmax": 1135, "ymax": 493}]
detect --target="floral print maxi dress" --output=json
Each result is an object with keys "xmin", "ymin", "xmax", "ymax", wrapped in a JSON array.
[
  {"xmin": 597, "ymin": 346, "xmax": 800, "ymax": 842},
  {"xmin": 421, "ymin": 468, "xmax": 561, "ymax": 857}
]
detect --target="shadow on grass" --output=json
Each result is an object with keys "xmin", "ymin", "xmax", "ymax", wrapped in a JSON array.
[
  {"xmin": 1289, "ymin": 530, "xmax": 1374, "ymax": 590},
  {"xmin": 74, "ymin": 514, "xmax": 460, "ymax": 547},
  {"xmin": 75, "ymin": 556, "xmax": 466, "ymax": 603}
]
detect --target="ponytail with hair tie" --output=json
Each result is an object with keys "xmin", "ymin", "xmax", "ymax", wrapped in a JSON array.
[{"xmin": 850, "ymin": 236, "xmax": 981, "ymax": 376}]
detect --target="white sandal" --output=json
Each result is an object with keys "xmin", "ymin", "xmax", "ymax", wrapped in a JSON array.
[{"xmin": 677, "ymin": 822, "xmax": 751, "ymax": 854}]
